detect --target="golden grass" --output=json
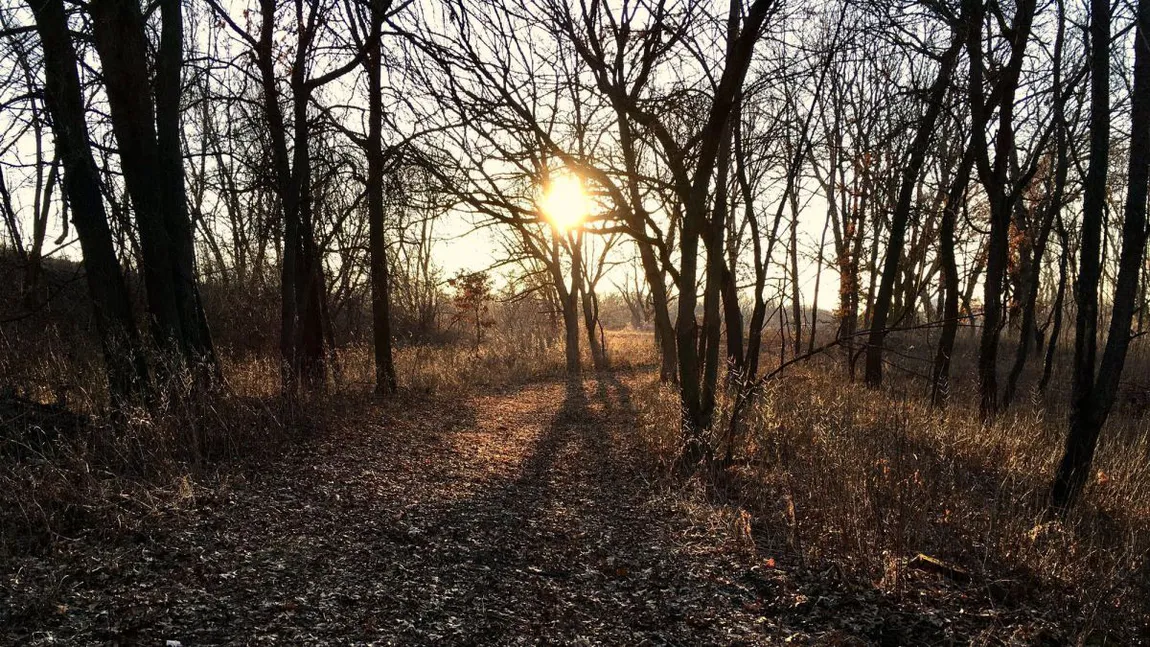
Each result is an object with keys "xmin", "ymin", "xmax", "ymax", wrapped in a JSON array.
[
  {"xmin": 329, "ymin": 329, "xmax": 658, "ymax": 395},
  {"xmin": 627, "ymin": 349, "xmax": 1150, "ymax": 641}
]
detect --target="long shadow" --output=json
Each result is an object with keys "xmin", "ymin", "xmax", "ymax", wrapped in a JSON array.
[
  {"xmin": 378, "ymin": 374, "xmax": 777, "ymax": 645},
  {"xmin": 400, "ymin": 377, "xmax": 608, "ymax": 639}
]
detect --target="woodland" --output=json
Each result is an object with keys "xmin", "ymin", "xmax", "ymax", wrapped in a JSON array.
[{"xmin": 1, "ymin": 0, "xmax": 1150, "ymax": 642}]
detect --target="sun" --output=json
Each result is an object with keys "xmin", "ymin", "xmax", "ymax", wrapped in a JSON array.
[{"xmin": 538, "ymin": 173, "xmax": 589, "ymax": 233}]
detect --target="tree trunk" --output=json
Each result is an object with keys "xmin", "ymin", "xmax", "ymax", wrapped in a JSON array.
[
  {"xmin": 24, "ymin": 147, "xmax": 57, "ymax": 307},
  {"xmin": 931, "ymin": 151, "xmax": 974, "ymax": 407},
  {"xmin": 557, "ymin": 235, "xmax": 582, "ymax": 375},
  {"xmin": 1052, "ymin": 0, "xmax": 1150, "ymax": 510},
  {"xmin": 1039, "ymin": 224, "xmax": 1069, "ymax": 393},
  {"xmin": 677, "ymin": 0, "xmax": 773, "ymax": 467},
  {"xmin": 641, "ymin": 244, "xmax": 678, "ymax": 382},
  {"xmin": 562, "ymin": 293, "xmax": 581, "ymax": 374},
  {"xmin": 788, "ymin": 190, "xmax": 803, "ymax": 359},
  {"xmin": 366, "ymin": 9, "xmax": 397, "ymax": 395},
  {"xmin": 865, "ymin": 35, "xmax": 963, "ymax": 387},
  {"xmin": 581, "ymin": 282, "xmax": 608, "ymax": 369},
  {"xmin": 156, "ymin": 0, "xmax": 216, "ymax": 369},
  {"xmin": 967, "ymin": 0, "xmax": 1037, "ymax": 419},
  {"xmin": 90, "ymin": 0, "xmax": 184, "ymax": 355},
  {"xmin": 715, "ymin": 130, "xmax": 744, "ymax": 376},
  {"xmin": 1003, "ymin": 89, "xmax": 1068, "ymax": 408},
  {"xmin": 90, "ymin": 0, "xmax": 216, "ymax": 374},
  {"xmin": 809, "ymin": 210, "xmax": 830, "ymax": 353},
  {"xmin": 29, "ymin": 0, "xmax": 150, "ymax": 407}
]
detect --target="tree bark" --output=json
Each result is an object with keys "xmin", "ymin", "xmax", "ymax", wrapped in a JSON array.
[
  {"xmin": 931, "ymin": 150, "xmax": 975, "ymax": 407},
  {"xmin": 865, "ymin": 34, "xmax": 964, "ymax": 387},
  {"xmin": 1039, "ymin": 222, "xmax": 1069, "ymax": 393},
  {"xmin": 1052, "ymin": 0, "xmax": 1150, "ymax": 510},
  {"xmin": 967, "ymin": 0, "xmax": 1037, "ymax": 418},
  {"xmin": 90, "ymin": 0, "xmax": 217, "ymax": 373},
  {"xmin": 28, "ymin": 0, "xmax": 150, "ymax": 407},
  {"xmin": 677, "ymin": 0, "xmax": 773, "ymax": 466},
  {"xmin": 366, "ymin": 6, "xmax": 398, "ymax": 395}
]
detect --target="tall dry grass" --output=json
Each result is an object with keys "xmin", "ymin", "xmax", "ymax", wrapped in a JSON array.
[
  {"xmin": 0, "ymin": 350, "xmax": 289, "ymax": 555},
  {"xmin": 330, "ymin": 328, "xmax": 657, "ymax": 395},
  {"xmin": 628, "ymin": 331, "xmax": 1150, "ymax": 642}
]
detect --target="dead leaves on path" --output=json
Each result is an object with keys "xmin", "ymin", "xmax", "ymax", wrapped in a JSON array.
[{"xmin": 3, "ymin": 380, "xmax": 771, "ymax": 645}]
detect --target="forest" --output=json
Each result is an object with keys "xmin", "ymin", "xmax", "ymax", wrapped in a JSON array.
[{"xmin": 1, "ymin": 0, "xmax": 1149, "ymax": 642}]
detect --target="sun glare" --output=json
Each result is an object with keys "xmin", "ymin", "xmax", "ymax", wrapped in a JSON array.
[{"xmin": 539, "ymin": 173, "xmax": 589, "ymax": 233}]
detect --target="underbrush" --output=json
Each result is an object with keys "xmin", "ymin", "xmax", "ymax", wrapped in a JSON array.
[
  {"xmin": 0, "ymin": 368, "xmax": 288, "ymax": 556},
  {"xmin": 629, "ymin": 360, "xmax": 1150, "ymax": 642}
]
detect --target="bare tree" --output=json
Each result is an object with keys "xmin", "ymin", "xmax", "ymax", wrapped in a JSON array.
[
  {"xmin": 24, "ymin": 0, "xmax": 149, "ymax": 406},
  {"xmin": 89, "ymin": 0, "xmax": 217, "ymax": 374},
  {"xmin": 1053, "ymin": 0, "xmax": 1150, "ymax": 510}
]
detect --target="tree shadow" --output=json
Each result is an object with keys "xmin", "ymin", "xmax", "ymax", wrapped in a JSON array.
[{"xmin": 377, "ymin": 374, "xmax": 777, "ymax": 644}]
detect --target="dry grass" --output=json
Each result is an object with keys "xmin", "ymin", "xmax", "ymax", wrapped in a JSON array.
[
  {"xmin": 330, "ymin": 328, "xmax": 658, "ymax": 395},
  {"xmin": 5, "ymin": 314, "xmax": 1148, "ymax": 640},
  {"xmin": 627, "ymin": 339, "xmax": 1150, "ymax": 642},
  {"xmin": 0, "ymin": 360, "xmax": 288, "ymax": 555}
]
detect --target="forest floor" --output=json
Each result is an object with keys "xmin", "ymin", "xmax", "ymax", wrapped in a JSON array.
[
  {"xmin": 2, "ymin": 374, "xmax": 778, "ymax": 646},
  {"xmin": 1, "ymin": 372, "xmax": 1074, "ymax": 646}
]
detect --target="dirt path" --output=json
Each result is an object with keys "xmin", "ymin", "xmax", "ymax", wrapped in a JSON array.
[{"xmin": 3, "ymin": 376, "xmax": 776, "ymax": 646}]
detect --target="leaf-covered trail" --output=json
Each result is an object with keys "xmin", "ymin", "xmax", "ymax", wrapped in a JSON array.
[{"xmin": 4, "ymin": 376, "xmax": 776, "ymax": 645}]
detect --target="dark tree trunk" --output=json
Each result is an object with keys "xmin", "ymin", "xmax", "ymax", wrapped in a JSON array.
[
  {"xmin": 582, "ymin": 285, "xmax": 608, "ymax": 370},
  {"xmin": 788, "ymin": 191, "xmax": 803, "ymax": 359},
  {"xmin": 1052, "ymin": 0, "xmax": 1150, "ymax": 510},
  {"xmin": 1003, "ymin": 74, "xmax": 1068, "ymax": 408},
  {"xmin": 700, "ymin": 186, "xmax": 727, "ymax": 424},
  {"xmin": 366, "ymin": 8, "xmax": 398, "ymax": 395},
  {"xmin": 714, "ymin": 129, "xmax": 744, "ymax": 376},
  {"xmin": 250, "ymin": 0, "xmax": 333, "ymax": 390},
  {"xmin": 809, "ymin": 210, "xmax": 830, "ymax": 353},
  {"xmin": 931, "ymin": 150, "xmax": 975, "ymax": 407},
  {"xmin": 28, "ymin": 0, "xmax": 150, "ymax": 407},
  {"xmin": 295, "ymin": 193, "xmax": 328, "ymax": 387},
  {"xmin": 1066, "ymin": 0, "xmax": 1111, "ymax": 441},
  {"xmin": 0, "ymin": 168, "xmax": 25, "ymax": 263},
  {"xmin": 24, "ymin": 149, "xmax": 57, "ymax": 307},
  {"xmin": 865, "ymin": 34, "xmax": 964, "ymax": 387},
  {"xmin": 562, "ymin": 293, "xmax": 582, "ymax": 375},
  {"xmin": 967, "ymin": 0, "xmax": 1037, "ymax": 419},
  {"xmin": 557, "ymin": 235, "xmax": 582, "ymax": 375},
  {"xmin": 250, "ymin": 0, "xmax": 298, "ymax": 391},
  {"xmin": 1039, "ymin": 223, "xmax": 1070, "ymax": 393},
  {"xmin": 842, "ymin": 182, "xmax": 867, "ymax": 380},
  {"xmin": 641, "ymin": 244, "xmax": 678, "ymax": 382},
  {"xmin": 90, "ymin": 0, "xmax": 183, "ymax": 354},
  {"xmin": 721, "ymin": 265, "xmax": 744, "ymax": 374},
  {"xmin": 90, "ymin": 0, "xmax": 216, "ymax": 373},
  {"xmin": 677, "ymin": 0, "xmax": 772, "ymax": 466},
  {"xmin": 156, "ymin": 0, "xmax": 216, "ymax": 368}
]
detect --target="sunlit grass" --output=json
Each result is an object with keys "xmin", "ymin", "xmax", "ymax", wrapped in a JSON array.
[{"xmin": 627, "ymin": 344, "xmax": 1150, "ymax": 641}]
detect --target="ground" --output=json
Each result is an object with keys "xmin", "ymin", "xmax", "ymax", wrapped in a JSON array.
[
  {"xmin": 3, "ymin": 372, "xmax": 1094, "ymax": 646},
  {"xmin": 2, "ymin": 375, "xmax": 792, "ymax": 646}
]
